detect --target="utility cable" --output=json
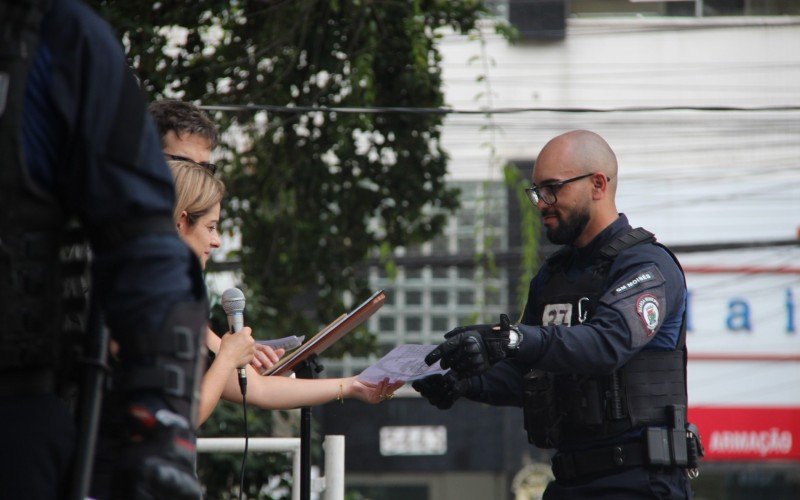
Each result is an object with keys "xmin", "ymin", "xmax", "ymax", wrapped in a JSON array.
[{"xmin": 202, "ymin": 103, "xmax": 800, "ymax": 115}]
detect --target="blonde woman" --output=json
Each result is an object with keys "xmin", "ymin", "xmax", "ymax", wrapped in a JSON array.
[{"xmin": 168, "ymin": 161, "xmax": 399, "ymax": 425}]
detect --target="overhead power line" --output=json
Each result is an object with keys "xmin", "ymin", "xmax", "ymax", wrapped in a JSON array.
[
  {"xmin": 669, "ymin": 239, "xmax": 800, "ymax": 254},
  {"xmin": 202, "ymin": 104, "xmax": 800, "ymax": 116},
  {"xmin": 206, "ymin": 238, "xmax": 800, "ymax": 274}
]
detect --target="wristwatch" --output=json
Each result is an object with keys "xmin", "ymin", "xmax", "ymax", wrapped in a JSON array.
[{"xmin": 506, "ymin": 324, "xmax": 522, "ymax": 354}]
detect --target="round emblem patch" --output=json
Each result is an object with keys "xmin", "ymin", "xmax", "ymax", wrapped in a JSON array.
[{"xmin": 636, "ymin": 294, "xmax": 660, "ymax": 336}]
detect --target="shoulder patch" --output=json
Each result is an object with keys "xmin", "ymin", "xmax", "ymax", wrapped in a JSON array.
[
  {"xmin": 635, "ymin": 293, "xmax": 660, "ymax": 337},
  {"xmin": 600, "ymin": 264, "xmax": 668, "ymax": 349}
]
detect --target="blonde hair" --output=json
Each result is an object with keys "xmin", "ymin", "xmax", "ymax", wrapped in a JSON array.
[{"xmin": 168, "ymin": 160, "xmax": 226, "ymax": 225}]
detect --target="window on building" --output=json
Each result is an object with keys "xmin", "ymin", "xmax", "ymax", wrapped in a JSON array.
[
  {"xmin": 485, "ymin": 288, "xmax": 502, "ymax": 306},
  {"xmin": 405, "ymin": 267, "xmax": 422, "ymax": 280},
  {"xmin": 405, "ymin": 290, "xmax": 422, "ymax": 306},
  {"xmin": 432, "ymin": 266, "xmax": 450, "ymax": 279},
  {"xmin": 405, "ymin": 316, "xmax": 422, "ymax": 332},
  {"xmin": 485, "ymin": 210, "xmax": 504, "ymax": 227},
  {"xmin": 431, "ymin": 316, "xmax": 450, "ymax": 332},
  {"xmin": 457, "ymin": 267, "xmax": 474, "ymax": 280},
  {"xmin": 455, "ymin": 182, "xmax": 477, "ymax": 198},
  {"xmin": 571, "ymin": 0, "xmax": 799, "ymax": 17},
  {"xmin": 458, "ymin": 208, "xmax": 476, "ymax": 227},
  {"xmin": 457, "ymin": 236, "xmax": 475, "ymax": 254},
  {"xmin": 351, "ymin": 180, "xmax": 513, "ymax": 378},
  {"xmin": 496, "ymin": 0, "xmax": 800, "ymax": 21},
  {"xmin": 431, "ymin": 290, "xmax": 449, "ymax": 306},
  {"xmin": 457, "ymin": 290, "xmax": 475, "ymax": 306},
  {"xmin": 378, "ymin": 316, "xmax": 396, "ymax": 332},
  {"xmin": 431, "ymin": 235, "xmax": 450, "ymax": 254}
]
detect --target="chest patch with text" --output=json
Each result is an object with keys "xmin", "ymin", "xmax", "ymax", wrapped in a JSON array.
[{"xmin": 542, "ymin": 303, "xmax": 573, "ymax": 326}]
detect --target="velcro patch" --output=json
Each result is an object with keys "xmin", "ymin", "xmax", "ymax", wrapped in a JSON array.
[{"xmin": 614, "ymin": 271, "xmax": 655, "ymax": 295}]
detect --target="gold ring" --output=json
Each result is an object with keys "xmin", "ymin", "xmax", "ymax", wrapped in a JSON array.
[{"xmin": 386, "ymin": 393, "xmax": 395, "ymax": 400}]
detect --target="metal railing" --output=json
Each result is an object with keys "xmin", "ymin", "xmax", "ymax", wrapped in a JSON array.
[{"xmin": 197, "ymin": 435, "xmax": 344, "ymax": 500}]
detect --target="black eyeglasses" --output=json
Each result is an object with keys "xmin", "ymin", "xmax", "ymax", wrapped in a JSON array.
[
  {"xmin": 166, "ymin": 154, "xmax": 218, "ymax": 175},
  {"xmin": 525, "ymin": 173, "xmax": 609, "ymax": 206}
]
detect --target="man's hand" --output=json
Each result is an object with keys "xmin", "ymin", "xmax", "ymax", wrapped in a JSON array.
[
  {"xmin": 424, "ymin": 314, "xmax": 513, "ymax": 377},
  {"xmin": 115, "ymin": 401, "xmax": 202, "ymax": 500},
  {"xmin": 412, "ymin": 372, "xmax": 470, "ymax": 410}
]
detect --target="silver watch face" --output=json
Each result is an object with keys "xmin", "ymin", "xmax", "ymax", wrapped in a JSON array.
[{"xmin": 508, "ymin": 327, "xmax": 521, "ymax": 349}]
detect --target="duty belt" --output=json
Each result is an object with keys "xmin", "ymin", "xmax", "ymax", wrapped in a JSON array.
[{"xmin": 552, "ymin": 441, "xmax": 651, "ymax": 482}]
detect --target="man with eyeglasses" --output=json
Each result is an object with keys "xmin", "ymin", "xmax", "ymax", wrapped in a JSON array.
[
  {"xmin": 415, "ymin": 130, "xmax": 699, "ymax": 498},
  {"xmin": 149, "ymin": 99, "xmax": 221, "ymax": 174}
]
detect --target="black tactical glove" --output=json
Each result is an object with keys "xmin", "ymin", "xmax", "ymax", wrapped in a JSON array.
[
  {"xmin": 425, "ymin": 314, "xmax": 514, "ymax": 377},
  {"xmin": 114, "ymin": 399, "xmax": 202, "ymax": 500},
  {"xmin": 412, "ymin": 371, "xmax": 471, "ymax": 410}
]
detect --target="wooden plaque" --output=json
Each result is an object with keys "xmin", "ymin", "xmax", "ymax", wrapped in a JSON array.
[{"xmin": 264, "ymin": 290, "xmax": 386, "ymax": 376}]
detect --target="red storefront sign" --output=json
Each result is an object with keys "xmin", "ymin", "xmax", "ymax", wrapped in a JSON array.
[{"xmin": 689, "ymin": 407, "xmax": 800, "ymax": 461}]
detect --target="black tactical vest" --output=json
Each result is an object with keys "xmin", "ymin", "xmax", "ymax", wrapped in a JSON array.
[
  {"xmin": 0, "ymin": 0, "xmax": 88, "ymax": 379},
  {"xmin": 522, "ymin": 228, "xmax": 688, "ymax": 448}
]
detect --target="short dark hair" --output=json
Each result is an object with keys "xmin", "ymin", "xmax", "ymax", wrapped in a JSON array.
[{"xmin": 149, "ymin": 100, "xmax": 219, "ymax": 149}]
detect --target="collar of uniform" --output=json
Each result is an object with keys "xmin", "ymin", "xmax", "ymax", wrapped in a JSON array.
[{"xmin": 572, "ymin": 213, "xmax": 631, "ymax": 267}]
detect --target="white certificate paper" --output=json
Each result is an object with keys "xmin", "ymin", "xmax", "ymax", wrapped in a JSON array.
[{"xmin": 357, "ymin": 344, "xmax": 448, "ymax": 384}]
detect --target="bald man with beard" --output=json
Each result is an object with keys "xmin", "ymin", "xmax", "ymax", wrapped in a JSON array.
[{"xmin": 415, "ymin": 131, "xmax": 698, "ymax": 498}]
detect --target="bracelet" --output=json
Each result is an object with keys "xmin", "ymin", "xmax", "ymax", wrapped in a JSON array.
[{"xmin": 336, "ymin": 382, "xmax": 344, "ymax": 404}]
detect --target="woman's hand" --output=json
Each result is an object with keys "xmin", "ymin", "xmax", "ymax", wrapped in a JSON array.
[
  {"xmin": 345, "ymin": 376, "xmax": 404, "ymax": 404},
  {"xmin": 216, "ymin": 326, "xmax": 256, "ymax": 369},
  {"xmin": 251, "ymin": 344, "xmax": 285, "ymax": 375}
]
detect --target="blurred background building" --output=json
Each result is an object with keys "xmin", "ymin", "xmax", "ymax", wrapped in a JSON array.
[{"xmin": 315, "ymin": 1, "xmax": 800, "ymax": 499}]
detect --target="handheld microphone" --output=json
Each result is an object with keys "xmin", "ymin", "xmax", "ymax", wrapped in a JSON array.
[{"xmin": 221, "ymin": 287, "xmax": 247, "ymax": 395}]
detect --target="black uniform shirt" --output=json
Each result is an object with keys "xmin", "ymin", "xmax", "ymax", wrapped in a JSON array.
[{"xmin": 470, "ymin": 214, "xmax": 686, "ymax": 407}]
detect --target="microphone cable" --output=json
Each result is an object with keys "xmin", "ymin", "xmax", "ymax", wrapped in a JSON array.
[
  {"xmin": 221, "ymin": 288, "xmax": 251, "ymax": 499},
  {"xmin": 238, "ymin": 389, "xmax": 249, "ymax": 500}
]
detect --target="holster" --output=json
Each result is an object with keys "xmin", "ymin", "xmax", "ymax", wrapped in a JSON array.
[{"xmin": 523, "ymin": 369, "xmax": 561, "ymax": 448}]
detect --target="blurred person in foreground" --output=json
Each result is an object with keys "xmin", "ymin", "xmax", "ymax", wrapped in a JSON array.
[
  {"xmin": 415, "ymin": 130, "xmax": 701, "ymax": 499},
  {"xmin": 1, "ymin": 0, "xmax": 206, "ymax": 498}
]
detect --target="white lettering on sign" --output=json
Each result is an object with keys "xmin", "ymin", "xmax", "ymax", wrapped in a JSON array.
[
  {"xmin": 708, "ymin": 428, "xmax": 793, "ymax": 457},
  {"xmin": 684, "ymin": 277, "xmax": 799, "ymax": 340},
  {"xmin": 379, "ymin": 425, "xmax": 447, "ymax": 456}
]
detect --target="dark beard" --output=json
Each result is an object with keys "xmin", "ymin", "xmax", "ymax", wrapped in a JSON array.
[{"xmin": 545, "ymin": 206, "xmax": 590, "ymax": 245}]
